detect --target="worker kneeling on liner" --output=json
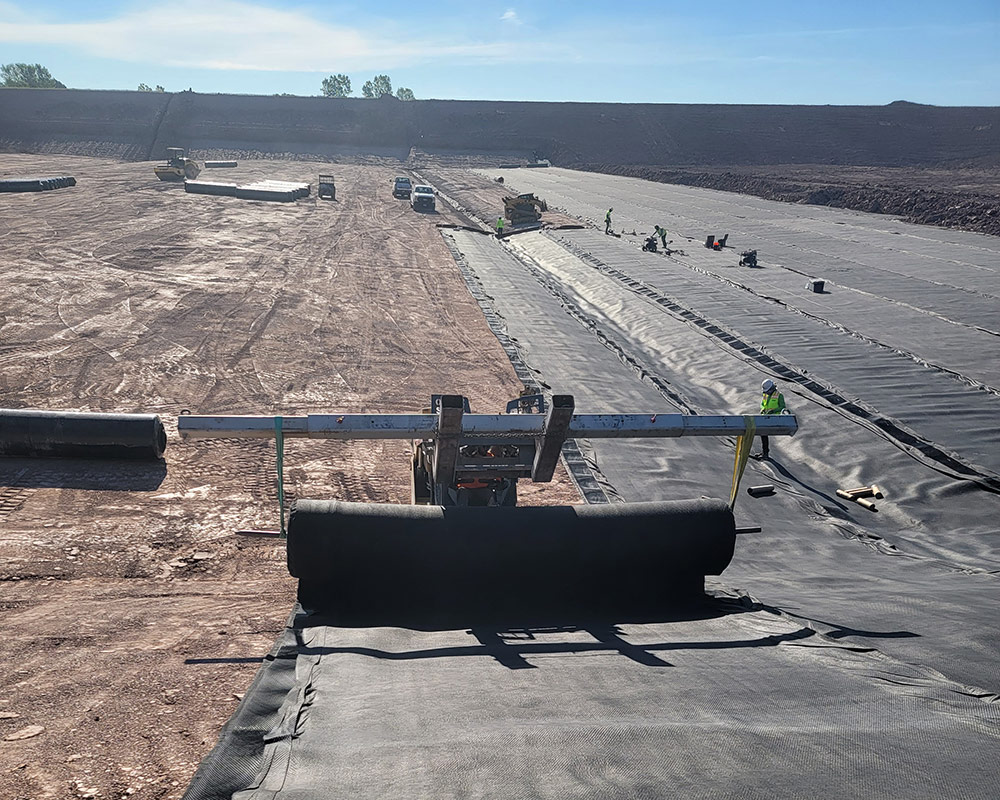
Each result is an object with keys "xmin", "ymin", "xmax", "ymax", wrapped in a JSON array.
[{"xmin": 756, "ymin": 379, "xmax": 787, "ymax": 460}]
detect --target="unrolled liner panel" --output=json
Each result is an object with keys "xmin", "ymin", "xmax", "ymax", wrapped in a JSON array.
[{"xmin": 288, "ymin": 497, "xmax": 736, "ymax": 626}]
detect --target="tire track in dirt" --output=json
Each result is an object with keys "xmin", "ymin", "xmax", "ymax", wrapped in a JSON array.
[{"xmin": 0, "ymin": 155, "xmax": 577, "ymax": 800}]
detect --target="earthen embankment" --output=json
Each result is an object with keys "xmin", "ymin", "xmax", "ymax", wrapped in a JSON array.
[{"xmin": 3, "ymin": 89, "xmax": 998, "ymax": 168}]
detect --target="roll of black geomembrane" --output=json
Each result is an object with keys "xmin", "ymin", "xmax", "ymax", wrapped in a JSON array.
[
  {"xmin": 185, "ymin": 180, "xmax": 237, "ymax": 196},
  {"xmin": 0, "ymin": 176, "xmax": 76, "ymax": 192},
  {"xmin": 0, "ymin": 409, "xmax": 167, "ymax": 460},
  {"xmin": 204, "ymin": 160, "xmax": 238, "ymax": 168},
  {"xmin": 288, "ymin": 498, "xmax": 735, "ymax": 622}
]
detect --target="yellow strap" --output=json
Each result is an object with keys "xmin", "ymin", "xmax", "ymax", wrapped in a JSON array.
[
  {"xmin": 729, "ymin": 415, "xmax": 756, "ymax": 510},
  {"xmin": 274, "ymin": 416, "xmax": 287, "ymax": 539}
]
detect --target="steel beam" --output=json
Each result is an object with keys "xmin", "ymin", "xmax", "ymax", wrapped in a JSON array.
[
  {"xmin": 178, "ymin": 412, "xmax": 797, "ymax": 440},
  {"xmin": 431, "ymin": 395, "xmax": 464, "ymax": 491},
  {"xmin": 532, "ymin": 395, "xmax": 574, "ymax": 481}
]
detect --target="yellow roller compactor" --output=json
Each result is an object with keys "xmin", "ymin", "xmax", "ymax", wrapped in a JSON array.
[{"xmin": 154, "ymin": 147, "xmax": 201, "ymax": 182}]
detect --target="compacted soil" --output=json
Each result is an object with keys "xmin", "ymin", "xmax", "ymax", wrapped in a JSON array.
[{"xmin": 0, "ymin": 154, "xmax": 578, "ymax": 799}]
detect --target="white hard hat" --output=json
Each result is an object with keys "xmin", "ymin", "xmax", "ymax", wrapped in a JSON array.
[{"xmin": 761, "ymin": 379, "xmax": 776, "ymax": 393}]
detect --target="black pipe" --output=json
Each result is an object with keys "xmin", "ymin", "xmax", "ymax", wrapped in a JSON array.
[{"xmin": 0, "ymin": 409, "xmax": 167, "ymax": 460}]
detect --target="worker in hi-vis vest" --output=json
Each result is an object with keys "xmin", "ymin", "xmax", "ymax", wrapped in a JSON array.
[
  {"xmin": 655, "ymin": 225, "xmax": 669, "ymax": 249},
  {"xmin": 756, "ymin": 379, "xmax": 786, "ymax": 459},
  {"xmin": 605, "ymin": 208, "xmax": 613, "ymax": 234},
  {"xmin": 496, "ymin": 217, "xmax": 504, "ymax": 236}
]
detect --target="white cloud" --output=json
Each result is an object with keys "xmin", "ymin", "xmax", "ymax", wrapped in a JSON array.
[
  {"xmin": 0, "ymin": 0, "xmax": 552, "ymax": 71},
  {"xmin": 0, "ymin": 1, "xmax": 798, "ymax": 75}
]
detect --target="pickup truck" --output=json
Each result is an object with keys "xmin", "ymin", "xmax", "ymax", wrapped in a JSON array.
[
  {"xmin": 392, "ymin": 176, "xmax": 412, "ymax": 199},
  {"xmin": 410, "ymin": 184, "xmax": 436, "ymax": 211}
]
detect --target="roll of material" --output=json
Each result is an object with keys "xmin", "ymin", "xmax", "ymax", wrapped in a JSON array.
[
  {"xmin": 0, "ymin": 176, "xmax": 76, "ymax": 193},
  {"xmin": 288, "ymin": 498, "xmax": 735, "ymax": 622},
  {"xmin": 0, "ymin": 409, "xmax": 167, "ymax": 460},
  {"xmin": 234, "ymin": 186, "xmax": 297, "ymax": 202},
  {"xmin": 234, "ymin": 181, "xmax": 310, "ymax": 202},
  {"xmin": 204, "ymin": 161, "xmax": 238, "ymax": 168},
  {"xmin": 185, "ymin": 180, "xmax": 237, "ymax": 196}
]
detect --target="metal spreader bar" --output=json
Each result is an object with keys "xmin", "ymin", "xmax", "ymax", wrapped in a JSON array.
[{"xmin": 179, "ymin": 411, "xmax": 797, "ymax": 441}]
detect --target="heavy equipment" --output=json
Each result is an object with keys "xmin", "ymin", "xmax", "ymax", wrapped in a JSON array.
[
  {"xmin": 503, "ymin": 193, "xmax": 548, "ymax": 225},
  {"xmin": 178, "ymin": 390, "xmax": 796, "ymax": 613},
  {"xmin": 179, "ymin": 390, "xmax": 794, "ymax": 510},
  {"xmin": 176, "ymin": 387, "xmax": 799, "ymax": 800},
  {"xmin": 178, "ymin": 391, "xmax": 796, "ymax": 509},
  {"xmin": 154, "ymin": 147, "xmax": 201, "ymax": 182}
]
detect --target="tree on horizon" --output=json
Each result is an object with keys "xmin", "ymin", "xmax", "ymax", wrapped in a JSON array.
[
  {"xmin": 362, "ymin": 74, "xmax": 393, "ymax": 98},
  {"xmin": 321, "ymin": 74, "xmax": 352, "ymax": 97},
  {"xmin": 1, "ymin": 63, "xmax": 65, "ymax": 88}
]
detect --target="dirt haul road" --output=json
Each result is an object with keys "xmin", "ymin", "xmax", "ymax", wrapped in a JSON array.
[{"xmin": 0, "ymin": 155, "xmax": 578, "ymax": 800}]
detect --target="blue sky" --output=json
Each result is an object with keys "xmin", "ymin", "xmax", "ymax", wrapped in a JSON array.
[{"xmin": 1, "ymin": 0, "xmax": 997, "ymax": 104}]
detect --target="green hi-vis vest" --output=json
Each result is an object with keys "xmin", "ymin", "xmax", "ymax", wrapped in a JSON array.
[{"xmin": 761, "ymin": 392, "xmax": 784, "ymax": 414}]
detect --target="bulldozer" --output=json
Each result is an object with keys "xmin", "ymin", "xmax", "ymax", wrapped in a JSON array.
[
  {"xmin": 503, "ymin": 193, "xmax": 547, "ymax": 226},
  {"xmin": 154, "ymin": 147, "xmax": 201, "ymax": 182}
]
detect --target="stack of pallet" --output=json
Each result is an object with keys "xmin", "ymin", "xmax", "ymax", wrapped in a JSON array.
[{"xmin": 184, "ymin": 179, "xmax": 310, "ymax": 202}]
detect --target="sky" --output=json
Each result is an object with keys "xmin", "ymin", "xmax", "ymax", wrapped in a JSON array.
[{"xmin": 0, "ymin": 0, "xmax": 997, "ymax": 105}]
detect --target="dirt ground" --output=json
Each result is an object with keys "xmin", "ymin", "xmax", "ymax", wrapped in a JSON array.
[{"xmin": 0, "ymin": 154, "xmax": 579, "ymax": 799}]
